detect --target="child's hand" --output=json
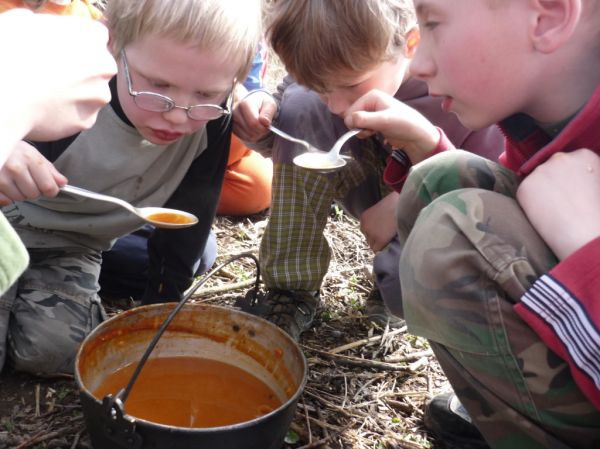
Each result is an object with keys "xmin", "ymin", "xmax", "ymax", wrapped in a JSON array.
[
  {"xmin": 517, "ymin": 149, "xmax": 600, "ymax": 260},
  {"xmin": 233, "ymin": 86, "xmax": 278, "ymax": 142},
  {"xmin": 0, "ymin": 141, "xmax": 67, "ymax": 206},
  {"xmin": 1, "ymin": 10, "xmax": 117, "ymax": 143},
  {"xmin": 360, "ymin": 192, "xmax": 400, "ymax": 252},
  {"xmin": 344, "ymin": 90, "xmax": 440, "ymax": 164}
]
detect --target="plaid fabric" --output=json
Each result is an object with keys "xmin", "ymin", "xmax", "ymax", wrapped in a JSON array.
[{"xmin": 260, "ymin": 138, "xmax": 386, "ymax": 290}]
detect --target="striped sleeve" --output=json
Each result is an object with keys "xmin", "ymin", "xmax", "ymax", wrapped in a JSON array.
[{"xmin": 514, "ymin": 237, "xmax": 600, "ymax": 410}]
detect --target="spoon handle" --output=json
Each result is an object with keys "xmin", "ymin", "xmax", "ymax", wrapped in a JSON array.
[
  {"xmin": 269, "ymin": 125, "xmax": 315, "ymax": 151},
  {"xmin": 60, "ymin": 185, "xmax": 138, "ymax": 216},
  {"xmin": 330, "ymin": 129, "xmax": 362, "ymax": 158}
]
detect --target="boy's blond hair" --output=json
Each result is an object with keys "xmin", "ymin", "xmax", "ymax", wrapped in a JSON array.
[
  {"xmin": 266, "ymin": 0, "xmax": 415, "ymax": 92},
  {"xmin": 105, "ymin": 0, "xmax": 262, "ymax": 83}
]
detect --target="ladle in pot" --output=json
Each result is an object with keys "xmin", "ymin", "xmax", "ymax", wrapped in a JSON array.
[{"xmin": 60, "ymin": 184, "xmax": 199, "ymax": 229}]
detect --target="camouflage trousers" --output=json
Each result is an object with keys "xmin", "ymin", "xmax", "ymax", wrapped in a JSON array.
[
  {"xmin": 397, "ymin": 150, "xmax": 600, "ymax": 448},
  {"xmin": 0, "ymin": 247, "xmax": 106, "ymax": 375}
]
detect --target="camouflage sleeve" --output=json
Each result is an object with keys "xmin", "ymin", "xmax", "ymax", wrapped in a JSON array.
[{"xmin": 515, "ymin": 236, "xmax": 600, "ymax": 410}]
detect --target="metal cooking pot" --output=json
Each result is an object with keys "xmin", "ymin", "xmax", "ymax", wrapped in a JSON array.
[{"xmin": 75, "ymin": 302, "xmax": 307, "ymax": 449}]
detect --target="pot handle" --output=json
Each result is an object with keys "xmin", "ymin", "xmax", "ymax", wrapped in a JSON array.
[
  {"xmin": 114, "ymin": 252, "xmax": 260, "ymax": 406},
  {"xmin": 98, "ymin": 395, "xmax": 143, "ymax": 449}
]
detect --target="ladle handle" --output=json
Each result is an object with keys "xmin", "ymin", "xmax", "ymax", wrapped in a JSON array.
[{"xmin": 116, "ymin": 252, "xmax": 261, "ymax": 404}]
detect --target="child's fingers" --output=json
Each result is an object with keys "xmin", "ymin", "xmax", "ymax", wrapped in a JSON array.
[
  {"xmin": 347, "ymin": 110, "xmax": 391, "ymax": 135},
  {"xmin": 258, "ymin": 102, "xmax": 278, "ymax": 125}
]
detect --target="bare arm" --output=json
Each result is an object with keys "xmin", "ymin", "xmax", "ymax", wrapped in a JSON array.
[
  {"xmin": 516, "ymin": 149, "xmax": 600, "ymax": 260},
  {"xmin": 0, "ymin": 10, "xmax": 116, "ymax": 199},
  {"xmin": 360, "ymin": 191, "xmax": 400, "ymax": 252},
  {"xmin": 0, "ymin": 11, "xmax": 116, "ymax": 159}
]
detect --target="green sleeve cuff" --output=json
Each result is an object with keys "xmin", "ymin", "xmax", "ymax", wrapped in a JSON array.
[{"xmin": 0, "ymin": 213, "xmax": 28, "ymax": 295}]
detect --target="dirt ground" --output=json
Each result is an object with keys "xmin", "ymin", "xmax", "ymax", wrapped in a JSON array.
[{"xmin": 0, "ymin": 211, "xmax": 452, "ymax": 449}]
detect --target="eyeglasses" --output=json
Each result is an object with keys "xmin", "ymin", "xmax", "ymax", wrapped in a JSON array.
[{"xmin": 121, "ymin": 49, "xmax": 232, "ymax": 121}]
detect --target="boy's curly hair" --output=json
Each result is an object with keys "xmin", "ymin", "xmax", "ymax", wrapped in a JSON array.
[{"xmin": 266, "ymin": 0, "xmax": 416, "ymax": 93}]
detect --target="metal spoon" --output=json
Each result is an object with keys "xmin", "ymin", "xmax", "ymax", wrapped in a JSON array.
[
  {"xmin": 293, "ymin": 128, "xmax": 361, "ymax": 172},
  {"xmin": 60, "ymin": 185, "xmax": 198, "ymax": 229},
  {"xmin": 268, "ymin": 125, "xmax": 323, "ymax": 153}
]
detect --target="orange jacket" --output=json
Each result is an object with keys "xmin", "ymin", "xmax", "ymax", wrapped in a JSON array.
[{"xmin": 0, "ymin": 0, "xmax": 102, "ymax": 18}]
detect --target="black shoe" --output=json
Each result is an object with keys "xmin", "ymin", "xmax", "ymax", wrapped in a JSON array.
[
  {"xmin": 365, "ymin": 288, "xmax": 405, "ymax": 329},
  {"xmin": 424, "ymin": 392, "xmax": 490, "ymax": 449},
  {"xmin": 235, "ymin": 288, "xmax": 319, "ymax": 340}
]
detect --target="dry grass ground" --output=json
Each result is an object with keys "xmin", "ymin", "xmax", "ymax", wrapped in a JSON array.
[
  {"xmin": 0, "ymin": 211, "xmax": 451, "ymax": 449},
  {"xmin": 200, "ymin": 212, "xmax": 453, "ymax": 449}
]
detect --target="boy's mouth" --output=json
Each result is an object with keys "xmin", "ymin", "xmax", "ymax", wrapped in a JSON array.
[
  {"xmin": 151, "ymin": 129, "xmax": 183, "ymax": 142},
  {"xmin": 440, "ymin": 96, "xmax": 453, "ymax": 113}
]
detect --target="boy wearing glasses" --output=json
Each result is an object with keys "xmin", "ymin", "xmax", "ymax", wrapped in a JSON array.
[{"xmin": 0, "ymin": 0, "xmax": 262, "ymax": 376}]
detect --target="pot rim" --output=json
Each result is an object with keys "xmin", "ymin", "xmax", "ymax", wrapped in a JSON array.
[{"xmin": 75, "ymin": 303, "xmax": 308, "ymax": 432}]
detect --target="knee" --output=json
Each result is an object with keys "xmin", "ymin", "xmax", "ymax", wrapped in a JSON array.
[
  {"xmin": 219, "ymin": 155, "xmax": 273, "ymax": 215},
  {"xmin": 10, "ymin": 326, "xmax": 83, "ymax": 375},
  {"xmin": 399, "ymin": 188, "xmax": 521, "ymax": 312},
  {"xmin": 406, "ymin": 150, "xmax": 477, "ymax": 194},
  {"xmin": 10, "ymin": 297, "xmax": 104, "ymax": 375}
]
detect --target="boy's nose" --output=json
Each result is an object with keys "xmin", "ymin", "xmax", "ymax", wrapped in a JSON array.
[
  {"xmin": 321, "ymin": 93, "xmax": 349, "ymax": 118},
  {"xmin": 409, "ymin": 46, "xmax": 436, "ymax": 81},
  {"xmin": 162, "ymin": 107, "xmax": 190, "ymax": 125}
]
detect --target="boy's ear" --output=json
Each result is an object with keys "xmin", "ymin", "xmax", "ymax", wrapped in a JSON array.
[
  {"xmin": 405, "ymin": 27, "xmax": 420, "ymax": 58},
  {"xmin": 530, "ymin": 0, "xmax": 582, "ymax": 53}
]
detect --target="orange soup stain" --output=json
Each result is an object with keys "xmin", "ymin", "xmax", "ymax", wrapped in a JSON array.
[
  {"xmin": 146, "ymin": 213, "xmax": 194, "ymax": 225},
  {"xmin": 93, "ymin": 357, "xmax": 282, "ymax": 428}
]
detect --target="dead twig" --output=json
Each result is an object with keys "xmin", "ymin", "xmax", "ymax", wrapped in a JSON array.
[
  {"xmin": 296, "ymin": 436, "xmax": 330, "ymax": 449},
  {"xmin": 384, "ymin": 349, "xmax": 433, "ymax": 363},
  {"xmin": 296, "ymin": 419, "xmax": 357, "ymax": 449},
  {"xmin": 190, "ymin": 278, "xmax": 255, "ymax": 298},
  {"xmin": 70, "ymin": 429, "xmax": 83, "ymax": 449},
  {"xmin": 316, "ymin": 407, "xmax": 330, "ymax": 439},
  {"xmin": 328, "ymin": 327, "xmax": 406, "ymax": 354},
  {"xmin": 302, "ymin": 397, "xmax": 313, "ymax": 445},
  {"xmin": 385, "ymin": 431, "xmax": 431, "ymax": 449},
  {"xmin": 34, "ymin": 384, "xmax": 40, "ymax": 417},
  {"xmin": 305, "ymin": 346, "xmax": 412, "ymax": 372},
  {"xmin": 13, "ymin": 424, "xmax": 79, "ymax": 449}
]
